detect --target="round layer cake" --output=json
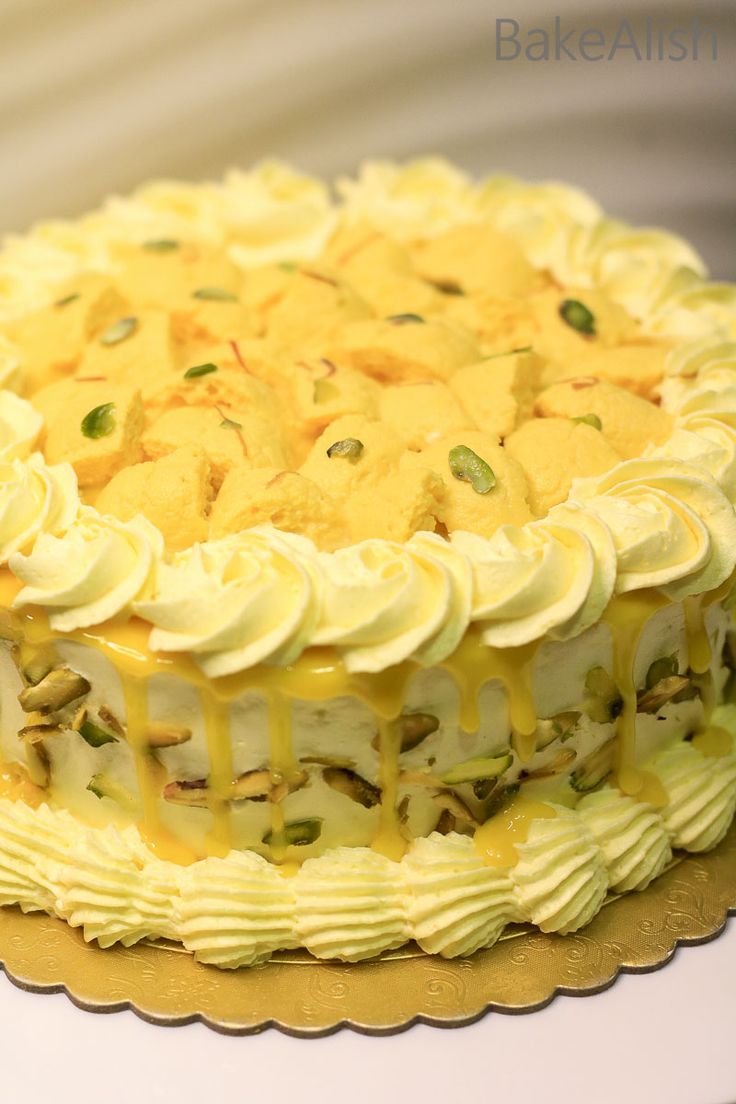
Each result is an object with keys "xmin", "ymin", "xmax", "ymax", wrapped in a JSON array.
[{"xmin": 0, "ymin": 160, "xmax": 735, "ymax": 967}]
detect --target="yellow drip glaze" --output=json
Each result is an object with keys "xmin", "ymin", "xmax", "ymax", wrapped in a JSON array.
[
  {"xmin": 443, "ymin": 631, "xmax": 539, "ymax": 761},
  {"xmin": 372, "ymin": 718, "xmax": 406, "ymax": 861},
  {"xmin": 0, "ymin": 757, "xmax": 45, "ymax": 808},
  {"xmin": 265, "ymin": 691, "xmax": 296, "ymax": 864},
  {"xmin": 603, "ymin": 591, "xmax": 670, "ymax": 797},
  {"xmin": 199, "ymin": 690, "xmax": 233, "ymax": 857},
  {"xmin": 684, "ymin": 595, "xmax": 712, "ymax": 675},
  {"xmin": 692, "ymin": 726, "xmax": 734, "ymax": 759},
  {"xmin": 474, "ymin": 797, "xmax": 556, "ymax": 868}
]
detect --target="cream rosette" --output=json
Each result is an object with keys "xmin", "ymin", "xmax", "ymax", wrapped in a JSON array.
[
  {"xmin": 577, "ymin": 789, "xmax": 672, "ymax": 894},
  {"xmin": 659, "ymin": 339, "xmax": 736, "ymax": 413},
  {"xmin": 571, "ymin": 458, "xmax": 736, "ymax": 600},
  {"xmin": 58, "ymin": 824, "xmax": 182, "ymax": 948},
  {"xmin": 218, "ymin": 161, "xmax": 337, "ymax": 268},
  {"xmin": 10, "ymin": 506, "xmax": 162, "ymax": 631},
  {"xmin": 561, "ymin": 217, "xmax": 706, "ymax": 320},
  {"xmin": 0, "ymin": 454, "xmax": 78, "ymax": 564},
  {"xmin": 311, "ymin": 533, "xmax": 471, "ymax": 674},
  {"xmin": 651, "ymin": 740, "xmax": 736, "ymax": 853},
  {"xmin": 137, "ymin": 528, "xmax": 319, "ymax": 678},
  {"xmin": 0, "ymin": 800, "xmax": 78, "ymax": 913},
  {"xmin": 336, "ymin": 157, "xmax": 476, "ymax": 240},
  {"xmin": 82, "ymin": 179, "xmax": 221, "ymax": 250},
  {"xmin": 0, "ymin": 336, "xmax": 22, "ymax": 391},
  {"xmin": 0, "ymin": 391, "xmax": 43, "ymax": 461},
  {"xmin": 647, "ymin": 279, "xmax": 736, "ymax": 342},
  {"xmin": 451, "ymin": 505, "xmax": 616, "ymax": 650},
  {"xmin": 0, "ymin": 226, "xmax": 103, "ymax": 320},
  {"xmin": 475, "ymin": 175, "xmax": 601, "ymax": 278}
]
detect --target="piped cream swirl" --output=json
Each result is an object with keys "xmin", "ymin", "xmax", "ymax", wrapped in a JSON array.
[
  {"xmin": 137, "ymin": 528, "xmax": 319, "ymax": 678},
  {"xmin": 0, "ymin": 454, "xmax": 78, "ymax": 564},
  {"xmin": 577, "ymin": 789, "xmax": 672, "ymax": 893},
  {"xmin": 11, "ymin": 506, "xmax": 162, "ymax": 631}
]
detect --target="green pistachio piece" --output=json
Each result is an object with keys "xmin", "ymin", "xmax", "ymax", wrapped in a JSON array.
[
  {"xmin": 55, "ymin": 292, "xmax": 81, "ymax": 308},
  {"xmin": 87, "ymin": 773, "xmax": 137, "ymax": 812},
  {"xmin": 386, "ymin": 312, "xmax": 425, "ymax": 324},
  {"xmin": 78, "ymin": 719, "xmax": 118, "ymax": 748},
  {"xmin": 99, "ymin": 316, "xmax": 138, "ymax": 346},
  {"xmin": 192, "ymin": 286, "xmax": 238, "ymax": 302},
  {"xmin": 142, "ymin": 238, "xmax": 179, "ymax": 252},
  {"xmin": 397, "ymin": 712, "xmax": 440, "ymax": 752},
  {"xmin": 559, "ymin": 298, "xmax": 596, "ymax": 335},
  {"xmin": 569, "ymin": 740, "xmax": 615, "ymax": 793},
  {"xmin": 81, "ymin": 402, "xmax": 116, "ymax": 439},
  {"xmin": 263, "ymin": 817, "xmax": 323, "ymax": 848},
  {"xmin": 441, "ymin": 753, "xmax": 513, "ymax": 786},
  {"xmin": 637, "ymin": 675, "xmax": 692, "ymax": 714},
  {"xmin": 323, "ymin": 767, "xmax": 381, "ymax": 809},
  {"xmin": 572, "ymin": 413, "xmax": 602, "ymax": 431},
  {"xmin": 184, "ymin": 362, "xmax": 218, "ymax": 379},
  {"xmin": 448, "ymin": 445, "xmax": 496, "ymax": 494},
  {"xmin": 18, "ymin": 667, "xmax": 91, "ymax": 714},
  {"xmin": 326, "ymin": 437, "xmax": 363, "ymax": 461},
  {"xmin": 645, "ymin": 655, "xmax": 679, "ymax": 688},
  {"xmin": 522, "ymin": 747, "xmax": 577, "ymax": 780},
  {"xmin": 583, "ymin": 666, "xmax": 624, "ymax": 723},
  {"xmin": 162, "ymin": 779, "xmax": 210, "ymax": 808},
  {"xmin": 427, "ymin": 278, "xmax": 464, "ymax": 296},
  {"xmin": 220, "ymin": 416, "xmax": 243, "ymax": 431},
  {"xmin": 278, "ymin": 261, "xmax": 298, "ymax": 272}
]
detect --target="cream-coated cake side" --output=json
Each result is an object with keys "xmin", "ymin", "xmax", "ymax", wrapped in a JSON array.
[{"xmin": 0, "ymin": 159, "xmax": 735, "ymax": 967}]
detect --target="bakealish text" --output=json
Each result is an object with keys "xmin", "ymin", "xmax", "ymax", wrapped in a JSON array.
[{"xmin": 496, "ymin": 17, "xmax": 718, "ymax": 62}]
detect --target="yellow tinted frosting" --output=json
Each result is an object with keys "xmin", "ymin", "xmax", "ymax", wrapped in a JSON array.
[
  {"xmin": 577, "ymin": 789, "xmax": 672, "ymax": 893},
  {"xmin": 511, "ymin": 807, "xmax": 608, "ymax": 934},
  {"xmin": 650, "ymin": 741, "xmax": 736, "ymax": 852},
  {"xmin": 0, "ymin": 453, "xmax": 78, "ymax": 563},
  {"xmin": 403, "ymin": 833, "xmax": 519, "ymax": 957},
  {"xmin": 11, "ymin": 507, "xmax": 162, "ymax": 630},
  {"xmin": 294, "ymin": 847, "xmax": 409, "ymax": 961},
  {"xmin": 0, "ymin": 391, "xmax": 43, "ymax": 461}
]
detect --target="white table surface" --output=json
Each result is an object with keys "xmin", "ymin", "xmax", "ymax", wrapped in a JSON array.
[{"xmin": 1, "ymin": 918, "xmax": 733, "ymax": 1104}]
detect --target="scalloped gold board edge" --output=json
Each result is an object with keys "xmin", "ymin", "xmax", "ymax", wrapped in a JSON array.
[{"xmin": 0, "ymin": 821, "xmax": 734, "ymax": 1037}]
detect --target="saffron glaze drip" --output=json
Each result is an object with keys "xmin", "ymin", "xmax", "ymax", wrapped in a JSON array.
[{"xmin": 0, "ymin": 566, "xmax": 727, "ymax": 868}]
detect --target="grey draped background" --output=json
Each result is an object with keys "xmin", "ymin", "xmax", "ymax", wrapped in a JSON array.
[{"xmin": 1, "ymin": 0, "xmax": 734, "ymax": 274}]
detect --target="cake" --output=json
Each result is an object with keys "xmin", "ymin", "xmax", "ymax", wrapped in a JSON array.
[{"xmin": 0, "ymin": 159, "xmax": 735, "ymax": 969}]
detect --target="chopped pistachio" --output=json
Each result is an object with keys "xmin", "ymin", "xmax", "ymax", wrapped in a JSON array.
[
  {"xmin": 98, "ymin": 706, "xmax": 125, "ymax": 737},
  {"xmin": 55, "ymin": 292, "xmax": 81, "ymax": 308},
  {"xmin": 522, "ymin": 747, "xmax": 577, "ymax": 780},
  {"xmin": 263, "ymin": 817, "xmax": 323, "ymax": 847},
  {"xmin": 81, "ymin": 402, "xmax": 116, "ymax": 439},
  {"xmin": 220, "ymin": 415, "xmax": 243, "ymax": 431},
  {"xmin": 396, "ymin": 712, "xmax": 440, "ymax": 752},
  {"xmin": 18, "ymin": 723, "xmax": 59, "ymax": 745},
  {"xmin": 427, "ymin": 278, "xmax": 464, "ymax": 296},
  {"xmin": 100, "ymin": 316, "xmax": 138, "ymax": 346},
  {"xmin": 637, "ymin": 674, "xmax": 692, "ymax": 714},
  {"xmin": 184, "ymin": 362, "xmax": 218, "ymax": 379},
  {"xmin": 483, "ymin": 781, "xmax": 521, "ymax": 820},
  {"xmin": 87, "ymin": 773, "xmax": 137, "ymax": 812},
  {"xmin": 21, "ymin": 657, "xmax": 54, "ymax": 687},
  {"xmin": 144, "ymin": 722, "xmax": 192, "ymax": 749},
  {"xmin": 535, "ymin": 711, "xmax": 581, "ymax": 750},
  {"xmin": 18, "ymin": 667, "xmax": 91, "ymax": 715},
  {"xmin": 229, "ymin": 769, "xmax": 273, "ymax": 802},
  {"xmin": 192, "ymin": 286, "xmax": 238, "ymax": 302},
  {"xmin": 431, "ymin": 791, "xmax": 478, "ymax": 826},
  {"xmin": 645, "ymin": 655, "xmax": 679, "ymax": 689},
  {"xmin": 472, "ymin": 777, "xmax": 498, "ymax": 801},
  {"xmin": 386, "ymin": 312, "xmax": 425, "ymax": 324},
  {"xmin": 572, "ymin": 413, "xmax": 602, "ymax": 431},
  {"xmin": 441, "ymin": 753, "xmax": 513, "ymax": 786},
  {"xmin": 559, "ymin": 298, "xmax": 596, "ymax": 335},
  {"xmin": 448, "ymin": 444, "xmax": 496, "ymax": 494},
  {"xmin": 163, "ymin": 778, "xmax": 209, "ymax": 808},
  {"xmin": 323, "ymin": 766, "xmax": 381, "ymax": 809},
  {"xmin": 142, "ymin": 238, "xmax": 179, "ymax": 252},
  {"xmin": 569, "ymin": 740, "xmax": 615, "ymax": 793},
  {"xmin": 78, "ymin": 719, "xmax": 118, "ymax": 748},
  {"xmin": 583, "ymin": 666, "xmax": 623, "ymax": 724},
  {"xmin": 435, "ymin": 808, "xmax": 457, "ymax": 834},
  {"xmin": 326, "ymin": 437, "xmax": 363, "ymax": 461}
]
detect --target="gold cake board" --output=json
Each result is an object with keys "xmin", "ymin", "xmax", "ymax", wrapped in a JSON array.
[{"xmin": 1, "ymin": 823, "xmax": 734, "ymax": 1037}]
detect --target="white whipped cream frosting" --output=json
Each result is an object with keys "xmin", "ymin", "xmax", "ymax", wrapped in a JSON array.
[
  {"xmin": 10, "ymin": 506, "xmax": 163, "ymax": 631},
  {"xmin": 1, "ymin": 734, "xmax": 731, "ymax": 965},
  {"xmin": 0, "ymin": 453, "xmax": 78, "ymax": 564}
]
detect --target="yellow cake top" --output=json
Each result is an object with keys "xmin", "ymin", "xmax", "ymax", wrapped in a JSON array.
[{"xmin": 0, "ymin": 159, "xmax": 735, "ymax": 674}]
